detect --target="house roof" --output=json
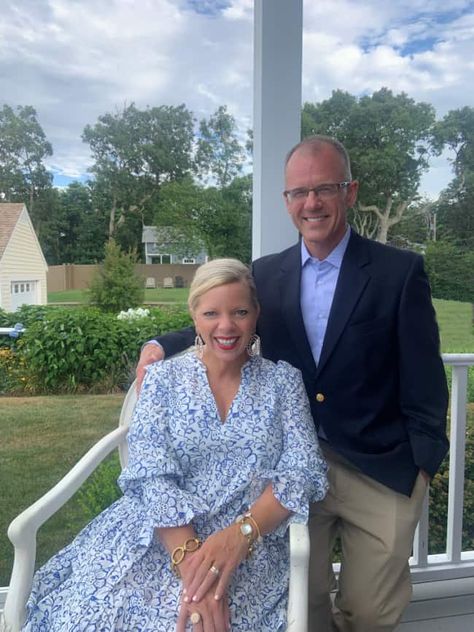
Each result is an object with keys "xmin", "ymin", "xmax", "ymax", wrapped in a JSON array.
[
  {"xmin": 142, "ymin": 225, "xmax": 183, "ymax": 244},
  {"xmin": 0, "ymin": 203, "xmax": 25, "ymax": 259}
]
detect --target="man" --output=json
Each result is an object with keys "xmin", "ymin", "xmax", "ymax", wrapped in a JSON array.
[{"xmin": 136, "ymin": 135, "xmax": 449, "ymax": 632}]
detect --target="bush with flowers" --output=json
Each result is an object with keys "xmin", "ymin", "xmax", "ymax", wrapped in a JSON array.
[
  {"xmin": 5, "ymin": 305, "xmax": 192, "ymax": 394},
  {"xmin": 0, "ymin": 346, "xmax": 30, "ymax": 394},
  {"xmin": 117, "ymin": 307, "xmax": 150, "ymax": 321}
]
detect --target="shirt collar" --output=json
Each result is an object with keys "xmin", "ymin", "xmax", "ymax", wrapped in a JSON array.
[{"xmin": 301, "ymin": 225, "xmax": 351, "ymax": 269}]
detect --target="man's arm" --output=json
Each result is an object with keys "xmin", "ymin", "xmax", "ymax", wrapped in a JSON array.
[
  {"xmin": 136, "ymin": 326, "xmax": 196, "ymax": 391},
  {"xmin": 398, "ymin": 255, "xmax": 449, "ymax": 478}
]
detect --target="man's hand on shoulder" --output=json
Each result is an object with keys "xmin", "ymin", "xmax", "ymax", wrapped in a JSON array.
[{"xmin": 136, "ymin": 342, "xmax": 164, "ymax": 393}]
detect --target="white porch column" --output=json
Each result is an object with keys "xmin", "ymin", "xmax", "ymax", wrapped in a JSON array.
[{"xmin": 252, "ymin": 0, "xmax": 302, "ymax": 259}]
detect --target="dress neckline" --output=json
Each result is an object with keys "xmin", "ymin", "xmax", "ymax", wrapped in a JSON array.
[{"xmin": 189, "ymin": 353, "xmax": 259, "ymax": 423}]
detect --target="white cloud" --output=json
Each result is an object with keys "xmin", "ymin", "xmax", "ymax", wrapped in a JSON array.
[{"xmin": 0, "ymin": 0, "xmax": 472, "ymax": 197}]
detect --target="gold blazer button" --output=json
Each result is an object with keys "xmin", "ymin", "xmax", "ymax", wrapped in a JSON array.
[{"xmin": 316, "ymin": 393, "xmax": 325, "ymax": 402}]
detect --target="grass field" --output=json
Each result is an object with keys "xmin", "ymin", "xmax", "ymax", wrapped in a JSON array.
[
  {"xmin": 0, "ymin": 394, "xmax": 124, "ymax": 586},
  {"xmin": 433, "ymin": 299, "xmax": 474, "ymax": 351},
  {"xmin": 1, "ymin": 298, "xmax": 472, "ymax": 588},
  {"xmin": 48, "ymin": 288, "xmax": 189, "ymax": 304}
]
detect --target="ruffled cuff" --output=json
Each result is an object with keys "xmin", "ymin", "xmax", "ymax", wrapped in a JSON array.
[
  {"xmin": 258, "ymin": 469, "xmax": 329, "ymax": 538},
  {"xmin": 119, "ymin": 475, "xmax": 209, "ymax": 547}
]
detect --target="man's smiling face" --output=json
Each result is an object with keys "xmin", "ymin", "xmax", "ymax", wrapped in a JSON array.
[{"xmin": 284, "ymin": 143, "xmax": 358, "ymax": 260}]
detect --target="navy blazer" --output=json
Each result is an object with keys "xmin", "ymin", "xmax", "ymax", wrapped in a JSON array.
[{"xmin": 157, "ymin": 231, "xmax": 449, "ymax": 496}]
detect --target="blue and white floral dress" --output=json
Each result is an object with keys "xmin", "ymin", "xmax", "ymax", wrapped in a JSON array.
[{"xmin": 22, "ymin": 353, "xmax": 328, "ymax": 632}]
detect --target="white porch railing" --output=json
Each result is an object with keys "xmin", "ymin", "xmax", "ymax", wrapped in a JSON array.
[{"xmin": 409, "ymin": 353, "xmax": 474, "ymax": 583}]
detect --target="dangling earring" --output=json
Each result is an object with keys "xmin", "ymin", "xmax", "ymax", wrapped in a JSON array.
[
  {"xmin": 247, "ymin": 333, "xmax": 261, "ymax": 357},
  {"xmin": 194, "ymin": 334, "xmax": 205, "ymax": 359}
]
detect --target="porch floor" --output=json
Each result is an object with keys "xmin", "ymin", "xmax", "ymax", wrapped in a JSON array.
[{"xmin": 396, "ymin": 577, "xmax": 474, "ymax": 631}]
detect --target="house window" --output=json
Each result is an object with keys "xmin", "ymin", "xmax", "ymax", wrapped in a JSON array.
[
  {"xmin": 11, "ymin": 281, "xmax": 36, "ymax": 295},
  {"xmin": 182, "ymin": 257, "xmax": 196, "ymax": 264}
]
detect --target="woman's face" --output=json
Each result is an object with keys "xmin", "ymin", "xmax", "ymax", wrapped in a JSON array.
[{"xmin": 192, "ymin": 281, "xmax": 259, "ymax": 367}]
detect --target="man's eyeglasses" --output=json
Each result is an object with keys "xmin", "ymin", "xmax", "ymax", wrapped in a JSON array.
[{"xmin": 284, "ymin": 181, "xmax": 351, "ymax": 204}]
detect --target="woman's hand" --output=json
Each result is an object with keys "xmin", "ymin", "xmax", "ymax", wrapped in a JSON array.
[
  {"xmin": 181, "ymin": 525, "xmax": 248, "ymax": 603},
  {"xmin": 176, "ymin": 589, "xmax": 230, "ymax": 632}
]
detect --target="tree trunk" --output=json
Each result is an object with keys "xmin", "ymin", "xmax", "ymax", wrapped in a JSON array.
[
  {"xmin": 108, "ymin": 197, "xmax": 117, "ymax": 239},
  {"xmin": 376, "ymin": 217, "xmax": 390, "ymax": 244}
]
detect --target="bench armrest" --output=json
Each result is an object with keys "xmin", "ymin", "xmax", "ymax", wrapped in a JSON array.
[
  {"xmin": 3, "ymin": 426, "xmax": 129, "ymax": 632},
  {"xmin": 287, "ymin": 522, "xmax": 310, "ymax": 631}
]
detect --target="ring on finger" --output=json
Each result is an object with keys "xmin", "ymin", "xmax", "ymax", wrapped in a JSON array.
[
  {"xmin": 209, "ymin": 565, "xmax": 220, "ymax": 576},
  {"xmin": 190, "ymin": 612, "xmax": 201, "ymax": 624}
]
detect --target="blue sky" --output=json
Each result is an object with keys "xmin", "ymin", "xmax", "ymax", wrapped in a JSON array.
[{"xmin": 1, "ymin": 0, "xmax": 473, "ymax": 197}]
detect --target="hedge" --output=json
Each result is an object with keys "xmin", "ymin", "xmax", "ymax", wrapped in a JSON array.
[{"xmin": 0, "ymin": 305, "xmax": 191, "ymax": 394}]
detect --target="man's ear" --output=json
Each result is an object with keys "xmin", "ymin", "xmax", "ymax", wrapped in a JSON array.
[{"xmin": 347, "ymin": 180, "xmax": 359, "ymax": 208}]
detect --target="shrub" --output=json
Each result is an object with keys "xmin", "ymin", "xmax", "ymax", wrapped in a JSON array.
[
  {"xmin": 429, "ymin": 413, "xmax": 474, "ymax": 553},
  {"xmin": 14, "ymin": 305, "xmax": 191, "ymax": 393},
  {"xmin": 18, "ymin": 307, "xmax": 124, "ymax": 392},
  {"xmin": 0, "ymin": 347, "xmax": 28, "ymax": 394},
  {"xmin": 89, "ymin": 240, "xmax": 144, "ymax": 313}
]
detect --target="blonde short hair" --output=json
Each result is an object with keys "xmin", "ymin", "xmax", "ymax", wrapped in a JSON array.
[{"xmin": 188, "ymin": 258, "xmax": 258, "ymax": 313}]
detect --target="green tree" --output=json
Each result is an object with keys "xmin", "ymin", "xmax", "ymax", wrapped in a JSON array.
[
  {"xmin": 89, "ymin": 240, "xmax": 144, "ymax": 313},
  {"xmin": 435, "ymin": 106, "xmax": 474, "ymax": 183},
  {"xmin": 195, "ymin": 105, "xmax": 246, "ymax": 187},
  {"xmin": 431, "ymin": 107, "xmax": 474, "ymax": 249},
  {"xmin": 434, "ymin": 178, "xmax": 474, "ymax": 250},
  {"xmin": 424, "ymin": 241, "xmax": 474, "ymax": 303},
  {"xmin": 0, "ymin": 104, "xmax": 53, "ymax": 231},
  {"xmin": 82, "ymin": 103, "xmax": 195, "ymax": 247},
  {"xmin": 387, "ymin": 200, "xmax": 430, "ymax": 251},
  {"xmin": 57, "ymin": 183, "xmax": 108, "ymax": 263},
  {"xmin": 302, "ymin": 88, "xmax": 438, "ymax": 243},
  {"xmin": 219, "ymin": 174, "xmax": 252, "ymax": 262},
  {"xmin": 155, "ymin": 174, "xmax": 252, "ymax": 262}
]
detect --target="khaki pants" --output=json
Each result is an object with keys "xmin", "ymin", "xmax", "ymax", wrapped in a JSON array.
[{"xmin": 308, "ymin": 447, "xmax": 427, "ymax": 632}]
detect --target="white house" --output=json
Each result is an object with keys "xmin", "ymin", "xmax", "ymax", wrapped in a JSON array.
[{"xmin": 0, "ymin": 203, "xmax": 48, "ymax": 312}]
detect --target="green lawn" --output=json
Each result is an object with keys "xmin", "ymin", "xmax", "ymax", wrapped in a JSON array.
[
  {"xmin": 0, "ymin": 393, "xmax": 124, "ymax": 587},
  {"xmin": 433, "ymin": 298, "xmax": 474, "ymax": 352},
  {"xmin": 48, "ymin": 288, "xmax": 189, "ymax": 304}
]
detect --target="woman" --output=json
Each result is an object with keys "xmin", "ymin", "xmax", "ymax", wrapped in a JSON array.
[{"xmin": 22, "ymin": 258, "xmax": 328, "ymax": 632}]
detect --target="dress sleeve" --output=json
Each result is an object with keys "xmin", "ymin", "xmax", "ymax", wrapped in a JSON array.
[
  {"xmin": 118, "ymin": 362, "xmax": 209, "ymax": 544},
  {"xmin": 264, "ymin": 361, "xmax": 328, "ymax": 535}
]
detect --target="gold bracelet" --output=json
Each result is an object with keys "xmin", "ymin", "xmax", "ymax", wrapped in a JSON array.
[
  {"xmin": 236, "ymin": 512, "xmax": 262, "ymax": 558},
  {"xmin": 171, "ymin": 537, "xmax": 201, "ymax": 576},
  {"xmin": 243, "ymin": 512, "xmax": 262, "ymax": 540}
]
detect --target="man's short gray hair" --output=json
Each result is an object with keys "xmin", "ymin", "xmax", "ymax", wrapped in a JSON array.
[{"xmin": 285, "ymin": 135, "xmax": 352, "ymax": 180}]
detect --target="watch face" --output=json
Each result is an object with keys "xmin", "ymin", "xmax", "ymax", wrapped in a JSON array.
[{"xmin": 240, "ymin": 522, "xmax": 253, "ymax": 537}]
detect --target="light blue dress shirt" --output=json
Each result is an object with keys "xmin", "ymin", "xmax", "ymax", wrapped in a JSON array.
[{"xmin": 300, "ymin": 226, "xmax": 351, "ymax": 366}]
